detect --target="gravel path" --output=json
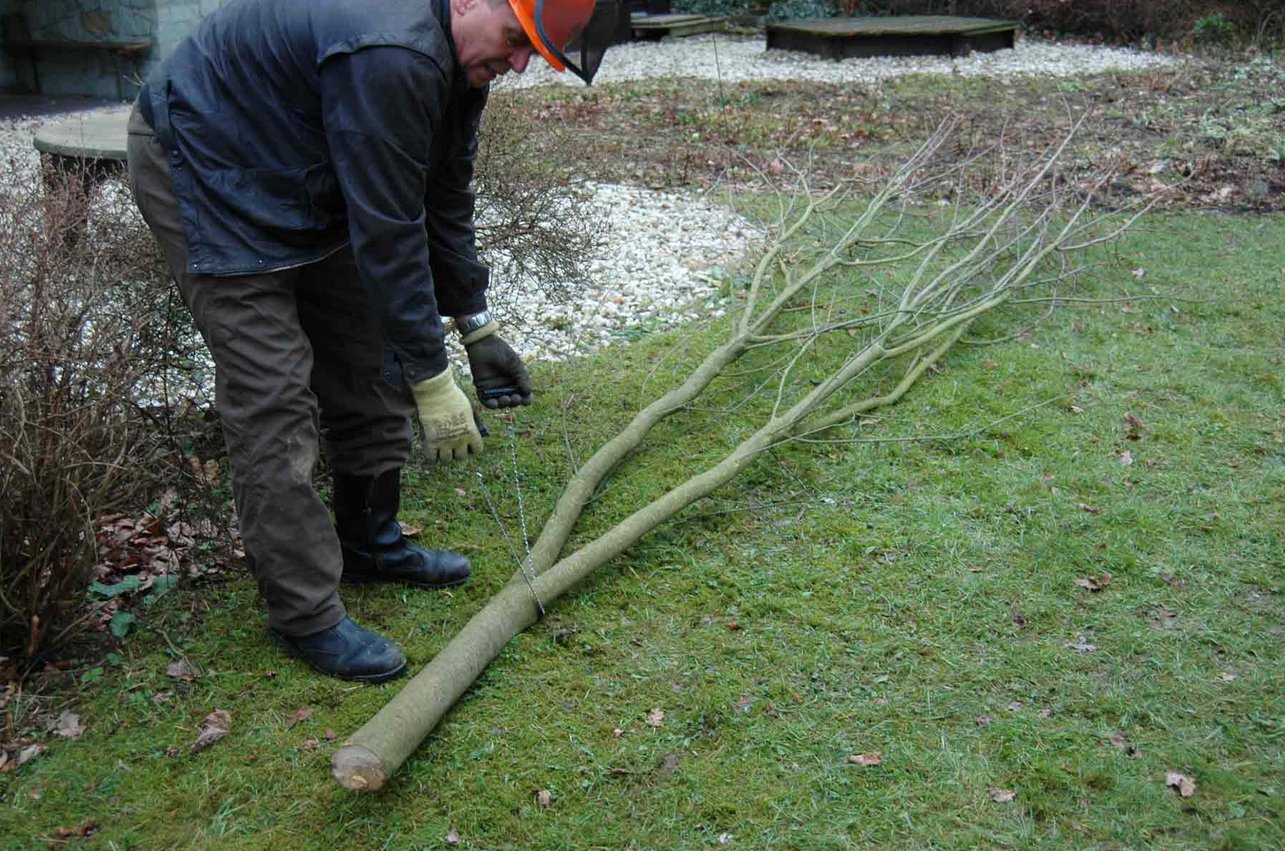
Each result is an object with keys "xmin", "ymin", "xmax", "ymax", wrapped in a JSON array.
[
  {"xmin": 504, "ymin": 34, "xmax": 1179, "ymax": 89},
  {"xmin": 1, "ymin": 36, "xmax": 1180, "ymax": 365}
]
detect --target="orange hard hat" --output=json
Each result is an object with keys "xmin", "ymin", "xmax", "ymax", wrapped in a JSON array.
[{"xmin": 508, "ymin": 0, "xmax": 615, "ymax": 83}]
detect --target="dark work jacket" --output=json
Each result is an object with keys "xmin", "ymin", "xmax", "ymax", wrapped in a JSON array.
[{"xmin": 142, "ymin": 0, "xmax": 489, "ymax": 381}]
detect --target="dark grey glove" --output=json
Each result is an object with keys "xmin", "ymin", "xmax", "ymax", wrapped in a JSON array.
[{"xmin": 463, "ymin": 323, "xmax": 533, "ymax": 409}]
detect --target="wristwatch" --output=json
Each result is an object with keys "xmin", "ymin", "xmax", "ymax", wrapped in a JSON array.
[{"xmin": 453, "ymin": 310, "xmax": 492, "ymax": 337}]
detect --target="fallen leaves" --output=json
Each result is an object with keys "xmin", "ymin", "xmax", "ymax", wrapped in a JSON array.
[
  {"xmin": 989, "ymin": 788, "xmax": 1017, "ymax": 803},
  {"xmin": 285, "ymin": 707, "xmax": 312, "ymax": 729},
  {"xmin": 1123, "ymin": 413, "xmax": 1145, "ymax": 441},
  {"xmin": 1074, "ymin": 573, "xmax": 1113, "ymax": 592},
  {"xmin": 1166, "ymin": 770, "xmax": 1197, "ymax": 798},
  {"xmin": 646, "ymin": 708, "xmax": 665, "ymax": 727},
  {"xmin": 847, "ymin": 752, "xmax": 882, "ymax": 767},
  {"xmin": 165, "ymin": 658, "xmax": 201, "ymax": 681},
  {"xmin": 1117, "ymin": 449, "xmax": 1134, "ymax": 466},
  {"xmin": 1078, "ymin": 502, "xmax": 1102, "ymax": 515},
  {"xmin": 192, "ymin": 709, "xmax": 231, "ymax": 752},
  {"xmin": 1110, "ymin": 730, "xmax": 1140, "ymax": 758},
  {"xmin": 1148, "ymin": 605, "xmax": 1180, "ymax": 630},
  {"xmin": 52, "ymin": 822, "xmax": 98, "ymax": 838},
  {"xmin": 445, "ymin": 827, "xmax": 461, "ymax": 845},
  {"xmin": 54, "ymin": 710, "xmax": 83, "ymax": 740},
  {"xmin": 1064, "ymin": 640, "xmax": 1098, "ymax": 653},
  {"xmin": 534, "ymin": 789, "xmax": 552, "ymax": 808}
]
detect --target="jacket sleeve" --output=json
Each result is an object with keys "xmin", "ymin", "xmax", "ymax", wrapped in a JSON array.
[
  {"xmin": 425, "ymin": 84, "xmax": 490, "ymax": 319},
  {"xmin": 318, "ymin": 46, "xmax": 451, "ymax": 383}
]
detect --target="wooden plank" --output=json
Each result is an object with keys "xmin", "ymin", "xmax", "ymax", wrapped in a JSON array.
[
  {"xmin": 632, "ymin": 13, "xmax": 727, "ymax": 40},
  {"xmin": 766, "ymin": 15, "xmax": 1016, "ymax": 60},
  {"xmin": 769, "ymin": 16, "xmax": 1017, "ymax": 37}
]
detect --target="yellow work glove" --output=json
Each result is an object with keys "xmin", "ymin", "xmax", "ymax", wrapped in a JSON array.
[{"xmin": 411, "ymin": 369, "xmax": 483, "ymax": 463}]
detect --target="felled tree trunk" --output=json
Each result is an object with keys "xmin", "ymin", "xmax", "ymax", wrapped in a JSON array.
[{"xmin": 332, "ymin": 121, "xmax": 1145, "ymax": 791}]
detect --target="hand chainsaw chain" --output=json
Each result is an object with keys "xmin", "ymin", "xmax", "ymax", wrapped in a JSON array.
[{"xmin": 471, "ymin": 395, "xmax": 545, "ymax": 618}]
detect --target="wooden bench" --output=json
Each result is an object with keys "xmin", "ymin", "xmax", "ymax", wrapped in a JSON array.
[
  {"xmin": 766, "ymin": 16, "xmax": 1018, "ymax": 60},
  {"xmin": 2, "ymin": 13, "xmax": 152, "ymax": 99}
]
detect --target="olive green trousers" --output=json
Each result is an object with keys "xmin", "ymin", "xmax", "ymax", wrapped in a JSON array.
[{"xmin": 126, "ymin": 106, "xmax": 416, "ymax": 636}]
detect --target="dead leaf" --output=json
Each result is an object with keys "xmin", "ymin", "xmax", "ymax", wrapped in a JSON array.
[
  {"xmin": 325, "ymin": 729, "xmax": 337, "ymax": 742},
  {"xmin": 735, "ymin": 696, "xmax": 753, "ymax": 714},
  {"xmin": 151, "ymin": 691, "xmax": 173, "ymax": 705},
  {"xmin": 18, "ymin": 744, "xmax": 47, "ymax": 766},
  {"xmin": 1118, "ymin": 450, "xmax": 1134, "ymax": 466},
  {"xmin": 1007, "ymin": 701, "xmax": 1023, "ymax": 712},
  {"xmin": 1064, "ymin": 640, "xmax": 1097, "ymax": 653},
  {"xmin": 1110, "ymin": 730, "xmax": 1140, "ymax": 757},
  {"xmin": 989, "ymin": 788, "xmax": 1017, "ymax": 803},
  {"xmin": 1078, "ymin": 503, "xmax": 1102, "ymax": 515},
  {"xmin": 1219, "ymin": 672, "xmax": 1236, "ymax": 682},
  {"xmin": 1131, "ymin": 267, "xmax": 1147, "ymax": 279},
  {"xmin": 1040, "ymin": 708, "xmax": 1053, "ymax": 718},
  {"xmin": 192, "ymin": 709, "xmax": 231, "ymax": 752},
  {"xmin": 285, "ymin": 707, "xmax": 312, "ymax": 729},
  {"xmin": 165, "ymin": 658, "xmax": 201, "ymax": 681},
  {"xmin": 1123, "ymin": 413, "xmax": 1145, "ymax": 440},
  {"xmin": 646, "ymin": 708, "xmax": 664, "ymax": 727},
  {"xmin": 445, "ymin": 827, "xmax": 461, "ymax": 845},
  {"xmin": 975, "ymin": 715, "xmax": 993, "ymax": 728},
  {"xmin": 1070, "ymin": 405, "xmax": 1085, "ymax": 414},
  {"xmin": 301, "ymin": 737, "xmax": 319, "ymax": 751},
  {"xmin": 1166, "ymin": 770, "xmax": 1196, "ymax": 798},
  {"xmin": 847, "ymin": 752, "xmax": 882, "ymax": 766},
  {"xmin": 54, "ymin": 710, "xmax": 83, "ymax": 740},
  {"xmin": 656, "ymin": 752, "xmax": 681, "ymax": 776},
  {"xmin": 1148, "ymin": 605, "xmax": 1179, "ymax": 630},
  {"xmin": 612, "ymin": 727, "xmax": 623, "ymax": 738},
  {"xmin": 534, "ymin": 789, "xmax": 552, "ymax": 808},
  {"xmin": 1074, "ymin": 573, "xmax": 1113, "ymax": 592},
  {"xmin": 53, "ymin": 822, "xmax": 98, "ymax": 838}
]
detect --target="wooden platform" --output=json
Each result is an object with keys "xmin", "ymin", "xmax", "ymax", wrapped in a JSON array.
[
  {"xmin": 766, "ymin": 16, "xmax": 1018, "ymax": 60},
  {"xmin": 631, "ymin": 13, "xmax": 727, "ymax": 40}
]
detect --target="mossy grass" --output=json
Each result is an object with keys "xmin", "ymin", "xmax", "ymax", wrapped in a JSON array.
[{"xmin": 2, "ymin": 208, "xmax": 1281, "ymax": 848}]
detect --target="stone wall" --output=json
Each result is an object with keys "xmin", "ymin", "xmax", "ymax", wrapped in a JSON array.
[{"xmin": 1, "ymin": 0, "xmax": 229, "ymax": 99}]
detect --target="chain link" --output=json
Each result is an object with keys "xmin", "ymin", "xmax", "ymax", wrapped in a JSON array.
[{"xmin": 472, "ymin": 411, "xmax": 545, "ymax": 617}]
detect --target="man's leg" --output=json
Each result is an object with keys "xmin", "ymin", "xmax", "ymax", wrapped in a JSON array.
[
  {"xmin": 127, "ymin": 107, "xmax": 346, "ymax": 637},
  {"xmin": 298, "ymin": 250, "xmax": 469, "ymax": 588},
  {"xmin": 127, "ymin": 107, "xmax": 405, "ymax": 680}
]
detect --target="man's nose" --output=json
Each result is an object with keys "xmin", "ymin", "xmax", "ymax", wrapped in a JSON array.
[{"xmin": 509, "ymin": 46, "xmax": 532, "ymax": 73}]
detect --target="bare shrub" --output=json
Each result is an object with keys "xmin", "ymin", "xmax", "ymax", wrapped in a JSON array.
[
  {"xmin": 474, "ymin": 92, "xmax": 603, "ymax": 333},
  {"xmin": 0, "ymin": 157, "xmax": 217, "ymax": 661}
]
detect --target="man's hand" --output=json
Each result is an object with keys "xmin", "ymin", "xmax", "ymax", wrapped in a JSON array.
[
  {"xmin": 411, "ymin": 370, "xmax": 483, "ymax": 463},
  {"xmin": 463, "ymin": 321, "xmax": 533, "ymax": 409}
]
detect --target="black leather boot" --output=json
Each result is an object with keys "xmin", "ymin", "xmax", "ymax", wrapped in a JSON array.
[
  {"xmin": 333, "ymin": 469, "xmax": 471, "ymax": 588},
  {"xmin": 268, "ymin": 617, "xmax": 406, "ymax": 682}
]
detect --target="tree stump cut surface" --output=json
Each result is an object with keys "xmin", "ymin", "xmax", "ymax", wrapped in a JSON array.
[
  {"xmin": 766, "ymin": 16, "xmax": 1018, "ymax": 60},
  {"xmin": 33, "ymin": 112, "xmax": 129, "ymax": 162}
]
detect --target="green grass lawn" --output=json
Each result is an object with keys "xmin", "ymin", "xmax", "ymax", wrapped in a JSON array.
[{"xmin": 1, "ymin": 208, "xmax": 1281, "ymax": 849}]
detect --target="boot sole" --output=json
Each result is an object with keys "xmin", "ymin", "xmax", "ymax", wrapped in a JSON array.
[{"xmin": 340, "ymin": 572, "xmax": 470, "ymax": 590}]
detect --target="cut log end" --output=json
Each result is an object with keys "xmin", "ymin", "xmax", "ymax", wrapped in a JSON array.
[{"xmin": 331, "ymin": 744, "xmax": 390, "ymax": 792}]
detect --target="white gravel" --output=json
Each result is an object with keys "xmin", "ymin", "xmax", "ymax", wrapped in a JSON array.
[
  {"xmin": 1, "ymin": 35, "xmax": 1180, "ymax": 366},
  {"xmin": 503, "ymin": 33, "xmax": 1179, "ymax": 89}
]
